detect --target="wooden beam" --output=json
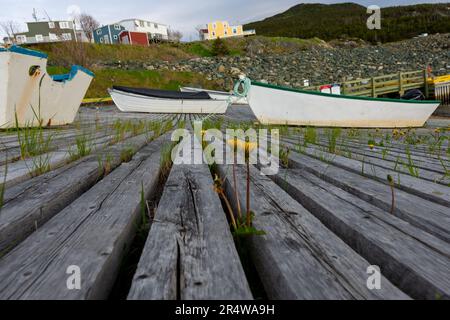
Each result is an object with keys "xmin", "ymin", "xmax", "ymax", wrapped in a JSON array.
[
  {"xmin": 272, "ymin": 168, "xmax": 450, "ymax": 299},
  {"xmin": 0, "ymin": 134, "xmax": 171, "ymax": 299},
  {"xmin": 216, "ymin": 164, "xmax": 408, "ymax": 299}
]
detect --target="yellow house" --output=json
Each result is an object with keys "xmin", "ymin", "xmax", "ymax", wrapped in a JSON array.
[{"xmin": 199, "ymin": 21, "xmax": 255, "ymax": 40}]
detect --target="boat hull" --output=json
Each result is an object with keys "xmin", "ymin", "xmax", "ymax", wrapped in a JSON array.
[
  {"xmin": 180, "ymin": 87, "xmax": 248, "ymax": 105},
  {"xmin": 247, "ymin": 82, "xmax": 441, "ymax": 128},
  {"xmin": 109, "ymin": 89, "xmax": 229, "ymax": 114},
  {"xmin": 0, "ymin": 46, "xmax": 93, "ymax": 128}
]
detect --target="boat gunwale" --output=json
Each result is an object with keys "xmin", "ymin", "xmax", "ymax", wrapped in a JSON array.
[
  {"xmin": 251, "ymin": 81, "xmax": 441, "ymax": 105},
  {"xmin": 0, "ymin": 45, "xmax": 48, "ymax": 59},
  {"xmin": 108, "ymin": 88, "xmax": 226, "ymax": 103},
  {"xmin": 181, "ymin": 86, "xmax": 232, "ymax": 96},
  {"xmin": 1, "ymin": 46, "xmax": 94, "ymax": 81}
]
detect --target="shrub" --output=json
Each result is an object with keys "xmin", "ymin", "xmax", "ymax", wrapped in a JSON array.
[{"xmin": 211, "ymin": 37, "xmax": 230, "ymax": 56}]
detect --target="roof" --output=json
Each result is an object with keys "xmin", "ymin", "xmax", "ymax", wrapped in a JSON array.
[
  {"xmin": 118, "ymin": 18, "xmax": 168, "ymax": 27},
  {"xmin": 26, "ymin": 20, "xmax": 73, "ymax": 24}
]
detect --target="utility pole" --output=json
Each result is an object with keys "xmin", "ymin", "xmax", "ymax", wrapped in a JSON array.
[{"xmin": 32, "ymin": 8, "xmax": 38, "ymax": 22}]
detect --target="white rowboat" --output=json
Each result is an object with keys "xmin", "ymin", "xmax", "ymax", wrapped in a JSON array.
[
  {"xmin": 0, "ymin": 45, "xmax": 93, "ymax": 128},
  {"xmin": 109, "ymin": 86, "xmax": 229, "ymax": 114},
  {"xmin": 180, "ymin": 86, "xmax": 248, "ymax": 105},
  {"xmin": 246, "ymin": 80, "xmax": 441, "ymax": 128}
]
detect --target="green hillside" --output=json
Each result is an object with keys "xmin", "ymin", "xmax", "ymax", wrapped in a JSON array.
[{"xmin": 244, "ymin": 2, "xmax": 450, "ymax": 43}]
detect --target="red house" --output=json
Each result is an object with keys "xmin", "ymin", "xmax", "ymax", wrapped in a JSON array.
[{"xmin": 119, "ymin": 31, "xmax": 149, "ymax": 46}]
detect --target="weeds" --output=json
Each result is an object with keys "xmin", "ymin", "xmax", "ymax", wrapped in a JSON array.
[
  {"xmin": 15, "ymin": 117, "xmax": 53, "ymax": 159},
  {"xmin": 28, "ymin": 154, "xmax": 51, "ymax": 177},
  {"xmin": 387, "ymin": 174, "xmax": 395, "ymax": 214},
  {"xmin": 404, "ymin": 146, "xmax": 419, "ymax": 178},
  {"xmin": 279, "ymin": 146, "xmax": 291, "ymax": 168},
  {"xmin": 326, "ymin": 127, "xmax": 341, "ymax": 153},
  {"xmin": 0, "ymin": 150, "xmax": 8, "ymax": 214},
  {"xmin": 160, "ymin": 143, "xmax": 174, "ymax": 179},
  {"xmin": 120, "ymin": 146, "xmax": 134, "ymax": 163},
  {"xmin": 213, "ymin": 174, "xmax": 238, "ymax": 231},
  {"xmin": 97, "ymin": 153, "xmax": 113, "ymax": 176},
  {"xmin": 347, "ymin": 128, "xmax": 360, "ymax": 138},
  {"xmin": 68, "ymin": 133, "xmax": 92, "ymax": 162},
  {"xmin": 304, "ymin": 126, "xmax": 317, "ymax": 146},
  {"xmin": 225, "ymin": 138, "xmax": 263, "ymax": 235}
]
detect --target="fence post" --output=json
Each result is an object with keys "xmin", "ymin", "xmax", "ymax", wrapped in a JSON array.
[
  {"xmin": 423, "ymin": 69, "xmax": 429, "ymax": 98},
  {"xmin": 371, "ymin": 77, "xmax": 376, "ymax": 97},
  {"xmin": 399, "ymin": 72, "xmax": 404, "ymax": 96}
]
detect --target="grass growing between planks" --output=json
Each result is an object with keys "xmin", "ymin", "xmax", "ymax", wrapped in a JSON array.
[
  {"xmin": 68, "ymin": 133, "xmax": 92, "ymax": 162},
  {"xmin": 15, "ymin": 118, "xmax": 54, "ymax": 160},
  {"xmin": 108, "ymin": 142, "xmax": 176, "ymax": 300}
]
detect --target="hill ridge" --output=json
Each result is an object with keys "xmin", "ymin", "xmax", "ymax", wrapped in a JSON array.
[{"xmin": 244, "ymin": 2, "xmax": 450, "ymax": 43}]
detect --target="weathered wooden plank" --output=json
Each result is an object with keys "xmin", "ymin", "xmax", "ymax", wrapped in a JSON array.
[
  {"xmin": 281, "ymin": 140, "xmax": 449, "ymax": 206},
  {"xmin": 0, "ymin": 127, "xmax": 153, "ymax": 188},
  {"xmin": 217, "ymin": 164, "xmax": 408, "ymax": 299},
  {"xmin": 0, "ymin": 131, "xmax": 163, "ymax": 255},
  {"xmin": 272, "ymin": 168, "xmax": 450, "ymax": 299},
  {"xmin": 0, "ymin": 134, "xmax": 170, "ymax": 299},
  {"xmin": 128, "ymin": 141, "xmax": 252, "ymax": 300},
  {"xmin": 283, "ymin": 137, "xmax": 449, "ymax": 185},
  {"xmin": 284, "ymin": 135, "xmax": 448, "ymax": 176},
  {"xmin": 286, "ymin": 150, "xmax": 450, "ymax": 243}
]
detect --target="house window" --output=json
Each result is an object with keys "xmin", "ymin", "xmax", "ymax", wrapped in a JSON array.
[
  {"xmin": 154, "ymin": 23, "xmax": 158, "ymax": 29},
  {"xmin": 49, "ymin": 33, "xmax": 58, "ymax": 41},
  {"xmin": 16, "ymin": 35, "xmax": 27, "ymax": 43},
  {"xmin": 96, "ymin": 29, "xmax": 102, "ymax": 35},
  {"xmin": 113, "ymin": 35, "xmax": 118, "ymax": 40},
  {"xmin": 147, "ymin": 22, "xmax": 151, "ymax": 27},
  {"xmin": 233, "ymin": 28, "xmax": 237, "ymax": 34},
  {"xmin": 59, "ymin": 21, "xmax": 70, "ymax": 29},
  {"xmin": 139, "ymin": 20, "xmax": 144, "ymax": 27},
  {"xmin": 35, "ymin": 34, "xmax": 44, "ymax": 42},
  {"xmin": 114, "ymin": 24, "xmax": 121, "ymax": 30},
  {"xmin": 212, "ymin": 32, "xmax": 215, "ymax": 36},
  {"xmin": 62, "ymin": 33, "xmax": 72, "ymax": 41},
  {"xmin": 48, "ymin": 22, "xmax": 55, "ymax": 29},
  {"xmin": 213, "ymin": 24, "xmax": 216, "ymax": 29},
  {"xmin": 224, "ymin": 30, "xmax": 228, "ymax": 35},
  {"xmin": 100, "ymin": 37, "xmax": 104, "ymax": 43}
]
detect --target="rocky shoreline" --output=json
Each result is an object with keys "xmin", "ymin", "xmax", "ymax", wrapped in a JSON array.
[{"xmin": 105, "ymin": 34, "xmax": 450, "ymax": 90}]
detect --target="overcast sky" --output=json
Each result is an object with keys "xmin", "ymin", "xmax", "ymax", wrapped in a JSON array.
[{"xmin": 1, "ymin": 0, "xmax": 445, "ymax": 41}]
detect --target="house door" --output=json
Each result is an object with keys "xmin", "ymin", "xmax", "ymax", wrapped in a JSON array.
[{"xmin": 103, "ymin": 35, "xmax": 110, "ymax": 44}]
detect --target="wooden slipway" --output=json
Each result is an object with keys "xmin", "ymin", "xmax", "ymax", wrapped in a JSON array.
[{"xmin": 0, "ymin": 105, "xmax": 447, "ymax": 300}]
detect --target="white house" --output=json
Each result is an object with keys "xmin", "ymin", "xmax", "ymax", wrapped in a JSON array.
[{"xmin": 118, "ymin": 19, "xmax": 168, "ymax": 41}]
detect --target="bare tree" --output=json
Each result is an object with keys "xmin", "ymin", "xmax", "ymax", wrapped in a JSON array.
[
  {"xmin": 77, "ymin": 13, "xmax": 99, "ymax": 42},
  {"xmin": 0, "ymin": 20, "xmax": 21, "ymax": 44},
  {"xmin": 168, "ymin": 29, "xmax": 183, "ymax": 42},
  {"xmin": 195, "ymin": 24, "xmax": 207, "ymax": 41}
]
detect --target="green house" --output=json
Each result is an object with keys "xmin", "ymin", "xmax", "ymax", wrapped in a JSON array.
[{"xmin": 14, "ymin": 21, "xmax": 77, "ymax": 44}]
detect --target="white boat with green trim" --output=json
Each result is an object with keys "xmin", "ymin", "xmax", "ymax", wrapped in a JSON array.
[
  {"xmin": 0, "ymin": 45, "xmax": 94, "ymax": 128},
  {"xmin": 237, "ymin": 78, "xmax": 441, "ymax": 128}
]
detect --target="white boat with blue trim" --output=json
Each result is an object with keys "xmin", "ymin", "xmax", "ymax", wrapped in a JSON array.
[
  {"xmin": 237, "ymin": 77, "xmax": 441, "ymax": 128},
  {"xmin": 0, "ymin": 45, "xmax": 94, "ymax": 128}
]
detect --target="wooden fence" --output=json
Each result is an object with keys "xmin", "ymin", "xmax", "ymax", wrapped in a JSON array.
[{"xmin": 303, "ymin": 69, "xmax": 430, "ymax": 98}]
